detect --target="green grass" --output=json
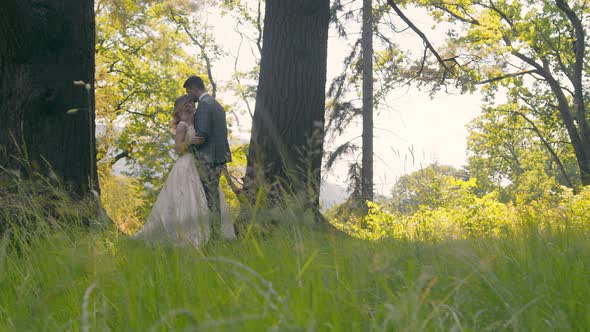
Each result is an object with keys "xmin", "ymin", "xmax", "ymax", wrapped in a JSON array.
[{"xmin": 0, "ymin": 223, "xmax": 589, "ymax": 331}]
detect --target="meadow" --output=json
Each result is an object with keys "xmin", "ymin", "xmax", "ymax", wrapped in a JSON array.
[{"xmin": 1, "ymin": 209, "xmax": 589, "ymax": 331}]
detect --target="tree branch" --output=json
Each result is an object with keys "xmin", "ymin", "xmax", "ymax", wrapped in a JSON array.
[
  {"xmin": 503, "ymin": 107, "xmax": 576, "ymax": 191},
  {"xmin": 111, "ymin": 149, "xmax": 132, "ymax": 166},
  {"xmin": 539, "ymin": 21, "xmax": 573, "ymax": 82},
  {"xmin": 232, "ymin": 25, "xmax": 255, "ymax": 119},
  {"xmin": 483, "ymin": 0, "xmax": 513, "ymax": 27},
  {"xmin": 223, "ymin": 166, "xmax": 244, "ymax": 197},
  {"xmin": 476, "ymin": 70, "xmax": 537, "ymax": 85},
  {"xmin": 168, "ymin": 9, "xmax": 218, "ymax": 98},
  {"xmin": 555, "ymin": 0, "xmax": 590, "ymax": 148},
  {"xmin": 115, "ymin": 90, "xmax": 137, "ymax": 112},
  {"xmin": 125, "ymin": 109, "xmax": 168, "ymax": 132},
  {"xmin": 256, "ymin": 0, "xmax": 263, "ymax": 55},
  {"xmin": 386, "ymin": 0, "xmax": 457, "ymax": 75},
  {"xmin": 432, "ymin": 2, "xmax": 479, "ymax": 25}
]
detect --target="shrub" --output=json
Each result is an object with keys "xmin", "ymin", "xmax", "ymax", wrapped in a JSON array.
[
  {"xmin": 98, "ymin": 165, "xmax": 145, "ymax": 234},
  {"xmin": 331, "ymin": 176, "xmax": 589, "ymax": 241}
]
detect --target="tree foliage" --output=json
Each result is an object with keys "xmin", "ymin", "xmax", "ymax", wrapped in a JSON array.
[
  {"xmin": 390, "ymin": 163, "xmax": 470, "ymax": 213},
  {"xmin": 467, "ymin": 102, "xmax": 578, "ymax": 202},
  {"xmin": 398, "ymin": 0, "xmax": 590, "ymax": 186},
  {"xmin": 96, "ymin": 0, "xmax": 202, "ymax": 194}
]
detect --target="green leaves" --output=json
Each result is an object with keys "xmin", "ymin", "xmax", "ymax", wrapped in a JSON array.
[
  {"xmin": 390, "ymin": 163, "xmax": 471, "ymax": 214},
  {"xmin": 399, "ymin": 0, "xmax": 589, "ymax": 188},
  {"xmin": 466, "ymin": 99, "xmax": 578, "ymax": 201},
  {"xmin": 96, "ymin": 0, "xmax": 204, "ymax": 201}
]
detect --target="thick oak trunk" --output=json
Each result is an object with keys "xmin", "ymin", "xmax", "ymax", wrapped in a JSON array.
[
  {"xmin": 0, "ymin": 0, "xmax": 97, "ymax": 195},
  {"xmin": 245, "ymin": 0, "xmax": 330, "ymax": 213},
  {"xmin": 361, "ymin": 0, "xmax": 374, "ymax": 203}
]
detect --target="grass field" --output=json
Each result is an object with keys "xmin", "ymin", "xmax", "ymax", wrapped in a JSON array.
[{"xmin": 1, "ymin": 221, "xmax": 589, "ymax": 331}]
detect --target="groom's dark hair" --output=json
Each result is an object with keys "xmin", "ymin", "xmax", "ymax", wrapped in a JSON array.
[{"xmin": 183, "ymin": 75, "xmax": 205, "ymax": 90}]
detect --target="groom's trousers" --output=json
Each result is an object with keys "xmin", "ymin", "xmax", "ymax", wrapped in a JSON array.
[{"xmin": 197, "ymin": 161, "xmax": 224, "ymax": 240}]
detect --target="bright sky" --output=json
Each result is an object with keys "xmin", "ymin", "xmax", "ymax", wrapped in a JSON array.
[{"xmin": 200, "ymin": 3, "xmax": 483, "ymax": 196}]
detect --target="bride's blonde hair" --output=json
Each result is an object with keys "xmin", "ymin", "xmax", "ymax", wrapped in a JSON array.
[{"xmin": 171, "ymin": 95, "xmax": 192, "ymax": 130}]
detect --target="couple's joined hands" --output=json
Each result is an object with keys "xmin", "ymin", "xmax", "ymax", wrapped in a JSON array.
[{"xmin": 190, "ymin": 136, "xmax": 205, "ymax": 145}]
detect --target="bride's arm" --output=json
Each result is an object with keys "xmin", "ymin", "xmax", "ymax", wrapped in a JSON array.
[{"xmin": 175, "ymin": 122, "xmax": 189, "ymax": 153}]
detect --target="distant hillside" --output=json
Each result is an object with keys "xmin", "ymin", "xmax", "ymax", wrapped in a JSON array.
[{"xmin": 319, "ymin": 182, "xmax": 348, "ymax": 211}]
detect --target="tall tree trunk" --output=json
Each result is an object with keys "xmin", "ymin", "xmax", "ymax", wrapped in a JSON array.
[
  {"xmin": 0, "ymin": 0, "xmax": 97, "ymax": 195},
  {"xmin": 244, "ymin": 0, "xmax": 330, "ymax": 215},
  {"xmin": 544, "ymin": 73, "xmax": 590, "ymax": 186},
  {"xmin": 555, "ymin": 0, "xmax": 590, "ymax": 186},
  {"xmin": 361, "ymin": 0, "xmax": 374, "ymax": 203}
]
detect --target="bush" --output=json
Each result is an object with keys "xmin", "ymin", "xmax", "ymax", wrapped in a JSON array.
[
  {"xmin": 0, "ymin": 168, "xmax": 100, "ymax": 238},
  {"xmin": 331, "ymin": 176, "xmax": 590, "ymax": 241},
  {"xmin": 98, "ymin": 165, "xmax": 145, "ymax": 234}
]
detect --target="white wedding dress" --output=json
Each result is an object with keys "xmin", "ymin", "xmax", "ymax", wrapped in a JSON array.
[{"xmin": 134, "ymin": 123, "xmax": 236, "ymax": 246}]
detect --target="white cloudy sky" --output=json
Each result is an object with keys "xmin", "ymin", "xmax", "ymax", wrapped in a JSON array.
[{"xmin": 199, "ymin": 3, "xmax": 483, "ymax": 196}]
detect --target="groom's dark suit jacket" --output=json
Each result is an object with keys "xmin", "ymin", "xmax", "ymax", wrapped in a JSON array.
[{"xmin": 191, "ymin": 94, "xmax": 232, "ymax": 164}]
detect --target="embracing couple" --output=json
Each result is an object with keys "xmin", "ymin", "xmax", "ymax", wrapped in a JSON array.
[{"xmin": 135, "ymin": 76, "xmax": 236, "ymax": 246}]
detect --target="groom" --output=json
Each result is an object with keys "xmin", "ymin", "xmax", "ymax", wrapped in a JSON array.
[{"xmin": 184, "ymin": 75, "xmax": 233, "ymax": 240}]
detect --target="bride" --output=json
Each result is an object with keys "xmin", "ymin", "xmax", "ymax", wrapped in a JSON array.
[{"xmin": 134, "ymin": 95, "xmax": 235, "ymax": 246}]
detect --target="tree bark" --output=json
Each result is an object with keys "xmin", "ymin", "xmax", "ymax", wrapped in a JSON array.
[
  {"xmin": 542, "ymin": 69, "xmax": 590, "ymax": 185},
  {"xmin": 555, "ymin": 0, "xmax": 590, "ymax": 185},
  {"xmin": 361, "ymin": 0, "xmax": 374, "ymax": 203},
  {"xmin": 244, "ymin": 0, "xmax": 330, "ymax": 215},
  {"xmin": 0, "ymin": 0, "xmax": 97, "ymax": 195}
]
